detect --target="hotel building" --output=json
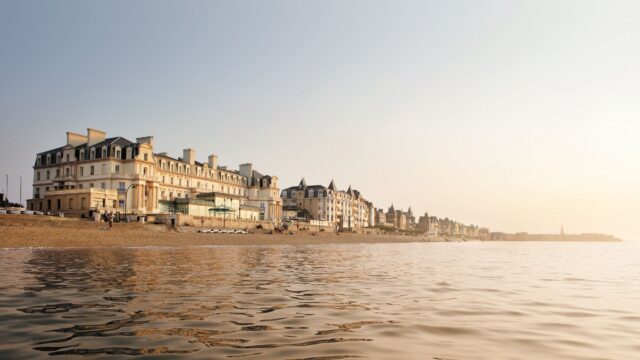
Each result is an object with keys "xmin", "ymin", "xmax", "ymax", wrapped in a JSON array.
[
  {"xmin": 26, "ymin": 129, "xmax": 282, "ymax": 222},
  {"xmin": 281, "ymin": 178, "xmax": 374, "ymax": 230}
]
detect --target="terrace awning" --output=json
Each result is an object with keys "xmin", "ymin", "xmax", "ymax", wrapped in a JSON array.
[{"xmin": 209, "ymin": 206, "xmax": 235, "ymax": 214}]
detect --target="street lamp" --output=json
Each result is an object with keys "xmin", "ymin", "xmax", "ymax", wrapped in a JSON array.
[
  {"xmin": 123, "ymin": 184, "xmax": 137, "ymax": 222},
  {"xmin": 223, "ymin": 198, "xmax": 228, "ymax": 229}
]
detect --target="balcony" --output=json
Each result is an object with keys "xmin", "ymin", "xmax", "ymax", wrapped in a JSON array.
[{"xmin": 55, "ymin": 174, "xmax": 76, "ymax": 181}]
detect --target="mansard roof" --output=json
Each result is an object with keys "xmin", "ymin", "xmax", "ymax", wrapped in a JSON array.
[
  {"xmin": 73, "ymin": 137, "xmax": 135, "ymax": 150},
  {"xmin": 306, "ymin": 185, "xmax": 327, "ymax": 189},
  {"xmin": 37, "ymin": 145, "xmax": 66, "ymax": 157},
  {"xmin": 252, "ymin": 170, "xmax": 264, "ymax": 179},
  {"xmin": 38, "ymin": 138, "xmax": 133, "ymax": 156}
]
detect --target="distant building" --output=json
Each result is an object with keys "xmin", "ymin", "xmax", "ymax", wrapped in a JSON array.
[
  {"xmin": 281, "ymin": 179, "xmax": 373, "ymax": 230},
  {"xmin": 417, "ymin": 212, "xmax": 430, "ymax": 232},
  {"xmin": 382, "ymin": 204, "xmax": 413, "ymax": 230},
  {"xmin": 375, "ymin": 208, "xmax": 386, "ymax": 226}
]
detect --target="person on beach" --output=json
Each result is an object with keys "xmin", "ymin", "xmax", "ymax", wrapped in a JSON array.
[
  {"xmin": 201, "ymin": 216, "xmax": 204, "ymax": 227},
  {"xmin": 108, "ymin": 212, "xmax": 113, "ymax": 229}
]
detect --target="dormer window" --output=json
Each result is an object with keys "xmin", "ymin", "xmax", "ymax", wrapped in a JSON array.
[
  {"xmin": 66, "ymin": 154, "xmax": 70, "ymax": 163},
  {"xmin": 90, "ymin": 148, "xmax": 96, "ymax": 160},
  {"xmin": 79, "ymin": 150, "xmax": 85, "ymax": 160},
  {"xmin": 102, "ymin": 148, "xmax": 107, "ymax": 158}
]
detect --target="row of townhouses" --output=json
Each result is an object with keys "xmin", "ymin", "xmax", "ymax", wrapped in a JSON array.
[{"xmin": 25, "ymin": 128, "xmax": 488, "ymax": 234}]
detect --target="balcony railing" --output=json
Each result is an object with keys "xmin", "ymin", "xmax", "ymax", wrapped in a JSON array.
[{"xmin": 55, "ymin": 174, "xmax": 75, "ymax": 181}]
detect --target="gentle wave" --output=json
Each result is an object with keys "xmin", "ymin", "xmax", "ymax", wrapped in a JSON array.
[{"xmin": 0, "ymin": 242, "xmax": 638, "ymax": 359}]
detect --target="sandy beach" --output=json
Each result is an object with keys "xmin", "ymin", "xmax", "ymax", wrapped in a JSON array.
[{"xmin": 0, "ymin": 215, "xmax": 443, "ymax": 248}]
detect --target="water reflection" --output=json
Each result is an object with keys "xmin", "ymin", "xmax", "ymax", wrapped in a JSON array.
[{"xmin": 1, "ymin": 242, "xmax": 639, "ymax": 359}]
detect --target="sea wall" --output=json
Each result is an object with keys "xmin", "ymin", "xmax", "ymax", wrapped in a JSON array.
[{"xmin": 165, "ymin": 213, "xmax": 275, "ymax": 230}]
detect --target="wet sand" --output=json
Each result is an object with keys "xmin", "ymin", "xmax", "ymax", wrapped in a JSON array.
[{"xmin": 0, "ymin": 215, "xmax": 437, "ymax": 248}]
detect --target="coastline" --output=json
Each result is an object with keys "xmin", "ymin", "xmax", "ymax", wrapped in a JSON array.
[{"xmin": 0, "ymin": 215, "xmax": 620, "ymax": 249}]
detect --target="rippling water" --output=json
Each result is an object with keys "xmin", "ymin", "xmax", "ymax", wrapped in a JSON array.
[{"xmin": 1, "ymin": 242, "xmax": 639, "ymax": 359}]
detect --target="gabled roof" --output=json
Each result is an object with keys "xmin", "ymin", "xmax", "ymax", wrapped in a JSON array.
[
  {"xmin": 352, "ymin": 189, "xmax": 361, "ymax": 199},
  {"xmin": 328, "ymin": 179, "xmax": 337, "ymax": 191},
  {"xmin": 298, "ymin": 178, "xmax": 307, "ymax": 189}
]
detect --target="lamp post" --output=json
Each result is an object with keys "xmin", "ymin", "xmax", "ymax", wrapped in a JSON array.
[
  {"xmin": 223, "ymin": 198, "xmax": 227, "ymax": 229},
  {"xmin": 124, "ymin": 184, "xmax": 137, "ymax": 222}
]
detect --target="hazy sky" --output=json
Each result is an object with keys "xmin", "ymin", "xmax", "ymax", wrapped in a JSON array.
[{"xmin": 1, "ymin": 1, "xmax": 639, "ymax": 240}]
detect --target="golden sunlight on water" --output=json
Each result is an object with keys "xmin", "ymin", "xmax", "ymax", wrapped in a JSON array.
[{"xmin": 0, "ymin": 242, "xmax": 639, "ymax": 359}]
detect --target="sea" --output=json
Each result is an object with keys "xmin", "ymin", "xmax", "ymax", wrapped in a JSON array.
[{"xmin": 0, "ymin": 241, "xmax": 638, "ymax": 359}]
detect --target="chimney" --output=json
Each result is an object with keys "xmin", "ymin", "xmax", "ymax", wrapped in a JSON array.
[
  {"xmin": 136, "ymin": 136, "xmax": 154, "ymax": 148},
  {"xmin": 208, "ymin": 154, "xmax": 218, "ymax": 169},
  {"xmin": 66, "ymin": 131, "xmax": 88, "ymax": 146},
  {"xmin": 87, "ymin": 128, "xmax": 106, "ymax": 147},
  {"xmin": 239, "ymin": 163, "xmax": 253, "ymax": 178},
  {"xmin": 183, "ymin": 148, "xmax": 195, "ymax": 165}
]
